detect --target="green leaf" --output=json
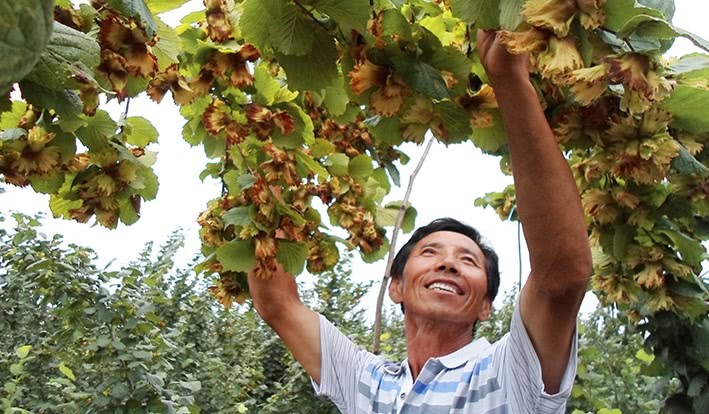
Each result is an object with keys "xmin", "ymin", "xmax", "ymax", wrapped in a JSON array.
[
  {"xmin": 216, "ymin": 239, "xmax": 256, "ymax": 272},
  {"xmin": 107, "ymin": 0, "xmax": 158, "ymax": 37},
  {"xmin": 315, "ymin": 0, "xmax": 370, "ymax": 34},
  {"xmin": 659, "ymin": 85, "xmax": 709, "ymax": 134},
  {"xmin": 637, "ymin": 0, "xmax": 675, "ymax": 20},
  {"xmin": 325, "ymin": 152, "xmax": 349, "ymax": 176},
  {"xmin": 376, "ymin": 202, "xmax": 417, "ymax": 233},
  {"xmin": 178, "ymin": 380, "xmax": 202, "ymax": 392},
  {"xmin": 254, "ymin": 64, "xmax": 281, "ymax": 106},
  {"xmin": 29, "ymin": 173, "xmax": 65, "ymax": 194},
  {"xmin": 617, "ymin": 15, "xmax": 677, "ymax": 40},
  {"xmin": 451, "ymin": 0, "xmax": 500, "ymax": 29},
  {"xmin": 635, "ymin": 348, "xmax": 655, "ymax": 364},
  {"xmin": 391, "ymin": 56, "xmax": 450, "ymax": 100},
  {"xmin": 135, "ymin": 167, "xmax": 159, "ymax": 200},
  {"xmin": 273, "ymin": 103, "xmax": 314, "ymax": 148},
  {"xmin": 223, "ymin": 206, "xmax": 253, "ymax": 227},
  {"xmin": 612, "ymin": 224, "xmax": 634, "ymax": 260},
  {"xmin": 118, "ymin": 196, "xmax": 140, "ymax": 225},
  {"xmin": 655, "ymin": 229, "xmax": 705, "ymax": 268},
  {"xmin": 604, "ymin": 0, "xmax": 663, "ymax": 32},
  {"xmin": 674, "ymin": 26, "xmax": 709, "ymax": 53},
  {"xmin": 310, "ymin": 138, "xmax": 336, "ymax": 158},
  {"xmin": 25, "ymin": 22, "xmax": 101, "ymax": 91},
  {"xmin": 0, "ymin": 0, "xmax": 54, "ymax": 93},
  {"xmin": 323, "ymin": 82, "xmax": 349, "ymax": 117},
  {"xmin": 277, "ymin": 29, "xmax": 339, "ymax": 91},
  {"xmin": 0, "ymin": 128, "xmax": 26, "ymax": 141},
  {"xmin": 434, "ymin": 101, "xmax": 473, "ymax": 144},
  {"xmin": 275, "ymin": 240, "xmax": 308, "ymax": 275},
  {"xmin": 58, "ymin": 362, "xmax": 76, "ymax": 381},
  {"xmin": 19, "ymin": 80, "xmax": 83, "ymax": 118},
  {"xmin": 499, "ymin": 0, "xmax": 524, "ymax": 29},
  {"xmin": 96, "ymin": 335, "xmax": 111, "ymax": 347},
  {"xmin": 15, "ymin": 345, "xmax": 31, "ymax": 359},
  {"xmin": 670, "ymin": 53, "xmax": 709, "ymax": 78},
  {"xmin": 237, "ymin": 173, "xmax": 257, "ymax": 189},
  {"xmin": 381, "ymin": 8, "xmax": 412, "ymax": 40},
  {"xmin": 240, "ymin": 0, "xmax": 274, "ymax": 51},
  {"xmin": 349, "ymin": 154, "xmax": 374, "ymax": 178},
  {"xmin": 295, "ymin": 151, "xmax": 329, "ymax": 181},
  {"xmin": 429, "ymin": 47, "xmax": 473, "ymax": 97},
  {"xmin": 10, "ymin": 363, "xmax": 23, "ymax": 375},
  {"xmin": 49, "ymin": 194, "xmax": 83, "ymax": 218},
  {"xmin": 125, "ymin": 116, "xmax": 159, "ymax": 147},
  {"xmin": 369, "ymin": 116, "xmax": 404, "ymax": 146},
  {"xmin": 671, "ymin": 146, "xmax": 709, "ymax": 177},
  {"xmin": 270, "ymin": 0, "xmax": 315, "ymax": 56},
  {"xmin": 111, "ymin": 382, "xmax": 130, "ymax": 400},
  {"xmin": 132, "ymin": 350, "xmax": 153, "ymax": 360},
  {"xmin": 76, "ymin": 110, "xmax": 117, "ymax": 151},
  {"xmin": 153, "ymin": 17, "xmax": 181, "ymax": 70},
  {"xmin": 361, "ymin": 238, "xmax": 390, "ymax": 263},
  {"xmin": 147, "ymin": 0, "xmax": 189, "ymax": 14},
  {"xmin": 0, "ymin": 100, "xmax": 27, "ymax": 130},
  {"xmin": 471, "ymin": 109, "xmax": 505, "ymax": 151}
]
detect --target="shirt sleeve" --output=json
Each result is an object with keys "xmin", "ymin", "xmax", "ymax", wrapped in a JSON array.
[
  {"xmin": 311, "ymin": 314, "xmax": 379, "ymax": 413},
  {"xmin": 501, "ymin": 300, "xmax": 578, "ymax": 413}
]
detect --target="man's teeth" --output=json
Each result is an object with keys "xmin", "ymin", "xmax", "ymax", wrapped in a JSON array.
[{"xmin": 428, "ymin": 282, "xmax": 458, "ymax": 294}]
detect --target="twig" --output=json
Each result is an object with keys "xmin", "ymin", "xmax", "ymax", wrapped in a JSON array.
[
  {"xmin": 118, "ymin": 98, "xmax": 131, "ymax": 135},
  {"xmin": 372, "ymin": 137, "xmax": 435, "ymax": 354}
]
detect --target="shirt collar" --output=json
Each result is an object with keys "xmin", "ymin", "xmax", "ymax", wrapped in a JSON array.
[
  {"xmin": 436, "ymin": 337, "xmax": 491, "ymax": 369},
  {"xmin": 390, "ymin": 337, "xmax": 492, "ymax": 376}
]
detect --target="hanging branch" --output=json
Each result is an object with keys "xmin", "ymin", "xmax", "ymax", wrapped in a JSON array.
[{"xmin": 372, "ymin": 137, "xmax": 435, "ymax": 354}]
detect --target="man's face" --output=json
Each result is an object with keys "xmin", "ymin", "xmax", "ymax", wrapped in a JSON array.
[{"xmin": 389, "ymin": 231, "xmax": 491, "ymax": 326}]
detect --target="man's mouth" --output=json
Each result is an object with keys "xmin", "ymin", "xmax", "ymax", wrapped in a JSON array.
[{"xmin": 427, "ymin": 282, "xmax": 462, "ymax": 295}]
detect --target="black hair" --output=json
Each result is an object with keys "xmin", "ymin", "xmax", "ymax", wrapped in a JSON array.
[{"xmin": 390, "ymin": 217, "xmax": 500, "ymax": 302}]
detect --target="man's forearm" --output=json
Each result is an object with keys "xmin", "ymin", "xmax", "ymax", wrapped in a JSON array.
[{"xmin": 494, "ymin": 76, "xmax": 591, "ymax": 291}]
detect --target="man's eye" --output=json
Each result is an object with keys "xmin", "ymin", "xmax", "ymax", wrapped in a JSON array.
[{"xmin": 462, "ymin": 256, "xmax": 476, "ymax": 264}]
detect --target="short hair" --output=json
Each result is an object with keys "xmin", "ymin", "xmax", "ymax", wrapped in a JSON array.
[{"xmin": 390, "ymin": 218, "xmax": 500, "ymax": 302}]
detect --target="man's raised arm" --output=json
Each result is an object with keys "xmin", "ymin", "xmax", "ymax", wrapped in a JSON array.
[
  {"xmin": 477, "ymin": 31, "xmax": 593, "ymax": 393},
  {"xmin": 248, "ymin": 263, "xmax": 322, "ymax": 384}
]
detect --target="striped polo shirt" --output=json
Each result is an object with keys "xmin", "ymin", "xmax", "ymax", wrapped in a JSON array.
[{"xmin": 312, "ymin": 303, "xmax": 577, "ymax": 413}]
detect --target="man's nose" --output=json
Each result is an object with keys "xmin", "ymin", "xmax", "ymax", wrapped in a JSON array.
[{"xmin": 436, "ymin": 256, "xmax": 458, "ymax": 274}]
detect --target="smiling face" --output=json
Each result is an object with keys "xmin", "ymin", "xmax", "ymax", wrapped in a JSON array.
[{"xmin": 388, "ymin": 231, "xmax": 492, "ymax": 328}]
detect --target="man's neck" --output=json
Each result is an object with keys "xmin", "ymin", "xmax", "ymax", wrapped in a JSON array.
[{"xmin": 404, "ymin": 318, "xmax": 475, "ymax": 380}]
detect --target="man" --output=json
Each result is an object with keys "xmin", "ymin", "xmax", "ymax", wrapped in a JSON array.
[{"xmin": 248, "ymin": 30, "xmax": 592, "ymax": 413}]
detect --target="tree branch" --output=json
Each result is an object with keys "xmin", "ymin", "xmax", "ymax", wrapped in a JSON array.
[{"xmin": 372, "ymin": 137, "xmax": 434, "ymax": 354}]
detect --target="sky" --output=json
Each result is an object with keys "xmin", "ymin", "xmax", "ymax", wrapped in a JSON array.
[{"xmin": 2, "ymin": 0, "xmax": 708, "ymax": 317}]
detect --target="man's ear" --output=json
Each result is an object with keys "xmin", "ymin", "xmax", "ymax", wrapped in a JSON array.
[
  {"xmin": 388, "ymin": 276, "xmax": 403, "ymax": 304},
  {"xmin": 477, "ymin": 297, "xmax": 492, "ymax": 322}
]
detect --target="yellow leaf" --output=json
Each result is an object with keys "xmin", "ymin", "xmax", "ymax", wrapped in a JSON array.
[{"xmin": 58, "ymin": 362, "xmax": 76, "ymax": 381}]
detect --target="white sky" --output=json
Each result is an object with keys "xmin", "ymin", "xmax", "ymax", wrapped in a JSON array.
[{"xmin": 2, "ymin": 0, "xmax": 707, "ymax": 316}]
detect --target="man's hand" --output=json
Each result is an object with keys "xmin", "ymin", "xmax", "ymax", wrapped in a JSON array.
[{"xmin": 476, "ymin": 30, "xmax": 528, "ymax": 85}]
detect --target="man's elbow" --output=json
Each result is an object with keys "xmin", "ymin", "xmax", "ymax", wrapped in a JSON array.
[{"xmin": 533, "ymin": 251, "xmax": 593, "ymax": 298}]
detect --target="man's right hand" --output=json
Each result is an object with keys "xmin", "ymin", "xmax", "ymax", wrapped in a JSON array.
[{"xmin": 476, "ymin": 30, "xmax": 529, "ymax": 86}]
